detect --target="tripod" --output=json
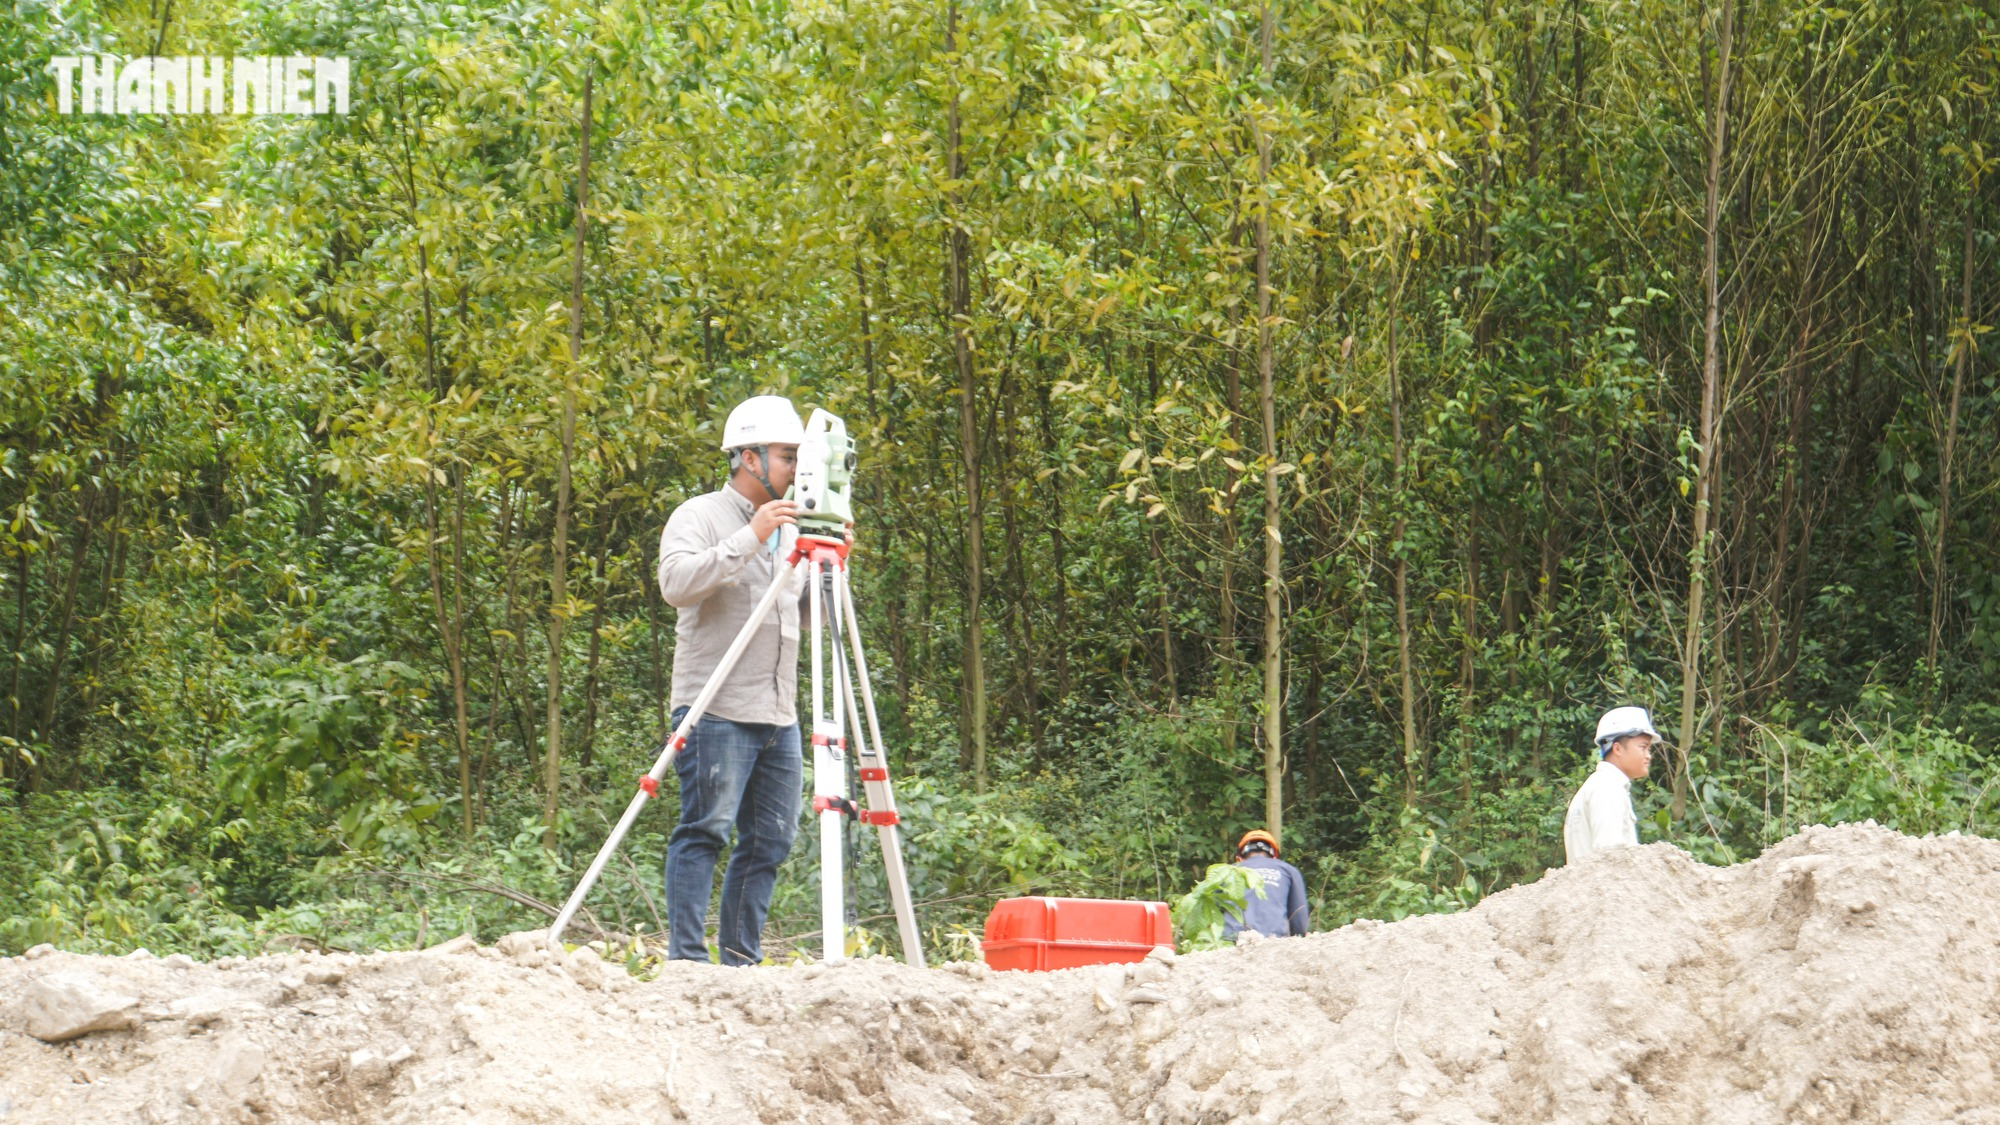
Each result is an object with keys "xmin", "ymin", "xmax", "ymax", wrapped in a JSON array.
[{"xmin": 546, "ymin": 528, "xmax": 924, "ymax": 966}]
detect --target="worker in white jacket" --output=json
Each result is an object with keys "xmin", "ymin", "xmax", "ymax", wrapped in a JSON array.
[{"xmin": 1562, "ymin": 706, "xmax": 1663, "ymax": 864}]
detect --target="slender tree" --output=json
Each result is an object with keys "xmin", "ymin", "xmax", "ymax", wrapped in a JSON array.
[
  {"xmin": 1255, "ymin": 0, "xmax": 1285, "ymax": 838},
  {"xmin": 1674, "ymin": 0, "xmax": 1733, "ymax": 820},
  {"xmin": 1389, "ymin": 254, "xmax": 1419, "ymax": 799},
  {"xmin": 946, "ymin": 0, "xmax": 988, "ymax": 793},
  {"xmin": 1930, "ymin": 184, "xmax": 1979, "ymax": 667},
  {"xmin": 545, "ymin": 66, "xmax": 593, "ymax": 849}
]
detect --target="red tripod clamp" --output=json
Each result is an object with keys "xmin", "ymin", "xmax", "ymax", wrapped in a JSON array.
[
  {"xmin": 813, "ymin": 795, "xmax": 897, "ymax": 826},
  {"xmin": 813, "ymin": 795, "xmax": 859, "ymax": 818},
  {"xmin": 787, "ymin": 533, "xmax": 851, "ymax": 567}
]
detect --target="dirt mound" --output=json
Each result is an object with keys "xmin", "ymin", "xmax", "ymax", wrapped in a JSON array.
[{"xmin": 6, "ymin": 823, "xmax": 2000, "ymax": 1123}]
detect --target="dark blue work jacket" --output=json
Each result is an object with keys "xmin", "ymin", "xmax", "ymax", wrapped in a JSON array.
[{"xmin": 1222, "ymin": 854, "xmax": 1310, "ymax": 938}]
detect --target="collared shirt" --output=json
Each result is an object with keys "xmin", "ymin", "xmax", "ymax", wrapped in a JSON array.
[
  {"xmin": 1563, "ymin": 759, "xmax": 1639, "ymax": 865},
  {"xmin": 657, "ymin": 486, "xmax": 804, "ymax": 726}
]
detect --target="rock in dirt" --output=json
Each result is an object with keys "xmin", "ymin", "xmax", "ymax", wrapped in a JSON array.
[
  {"xmin": 496, "ymin": 929, "xmax": 553, "ymax": 967},
  {"xmin": 166, "ymin": 991, "xmax": 236, "ymax": 1026},
  {"xmin": 494, "ymin": 930, "xmax": 541, "ymax": 956},
  {"xmin": 347, "ymin": 1047, "xmax": 392, "ymax": 1087},
  {"xmin": 13, "ymin": 971, "xmax": 141, "ymax": 1041},
  {"xmin": 566, "ymin": 946, "xmax": 607, "ymax": 989},
  {"xmin": 423, "ymin": 933, "xmax": 479, "ymax": 957},
  {"xmin": 211, "ymin": 1037, "xmax": 265, "ymax": 1094}
]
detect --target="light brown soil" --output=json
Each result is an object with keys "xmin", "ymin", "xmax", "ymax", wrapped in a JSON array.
[{"xmin": 6, "ymin": 822, "xmax": 2000, "ymax": 1123}]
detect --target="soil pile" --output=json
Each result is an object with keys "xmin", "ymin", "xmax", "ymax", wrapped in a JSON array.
[{"xmin": 6, "ymin": 822, "xmax": 2000, "ymax": 1124}]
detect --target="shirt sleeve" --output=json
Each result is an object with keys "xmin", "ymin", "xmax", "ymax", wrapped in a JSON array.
[
  {"xmin": 1286, "ymin": 865, "xmax": 1310, "ymax": 936},
  {"xmin": 657, "ymin": 504, "xmax": 764, "ymax": 608}
]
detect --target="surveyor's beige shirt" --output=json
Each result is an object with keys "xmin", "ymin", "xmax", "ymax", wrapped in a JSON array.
[
  {"xmin": 1562, "ymin": 759, "xmax": 1638, "ymax": 865},
  {"xmin": 657, "ymin": 486, "xmax": 804, "ymax": 726}
]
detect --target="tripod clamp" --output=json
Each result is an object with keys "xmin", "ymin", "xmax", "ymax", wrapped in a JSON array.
[{"xmin": 812, "ymin": 793, "xmax": 901, "ymax": 826}]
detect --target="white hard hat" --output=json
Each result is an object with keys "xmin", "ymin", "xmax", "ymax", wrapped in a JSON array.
[
  {"xmin": 720, "ymin": 396, "xmax": 805, "ymax": 451},
  {"xmin": 1595, "ymin": 706, "xmax": 1663, "ymax": 751}
]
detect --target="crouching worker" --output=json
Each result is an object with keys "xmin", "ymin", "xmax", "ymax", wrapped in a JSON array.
[
  {"xmin": 1562, "ymin": 705, "xmax": 1662, "ymax": 865},
  {"xmin": 1223, "ymin": 829, "xmax": 1310, "ymax": 939},
  {"xmin": 657, "ymin": 395, "xmax": 809, "ymax": 965}
]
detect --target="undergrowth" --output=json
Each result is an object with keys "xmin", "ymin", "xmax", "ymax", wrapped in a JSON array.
[{"xmin": 4, "ymin": 692, "xmax": 1994, "ymax": 961}]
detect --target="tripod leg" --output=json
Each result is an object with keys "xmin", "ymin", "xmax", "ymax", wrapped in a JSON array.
[
  {"xmin": 829, "ymin": 579, "xmax": 860, "ymax": 945},
  {"xmin": 546, "ymin": 548, "xmax": 805, "ymax": 951},
  {"xmin": 837, "ymin": 572, "xmax": 926, "ymax": 967},
  {"xmin": 809, "ymin": 555, "xmax": 847, "ymax": 962}
]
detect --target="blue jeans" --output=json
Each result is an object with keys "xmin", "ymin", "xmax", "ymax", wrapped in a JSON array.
[{"xmin": 663, "ymin": 708, "xmax": 802, "ymax": 964}]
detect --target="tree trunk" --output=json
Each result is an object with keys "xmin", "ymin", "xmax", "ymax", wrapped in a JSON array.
[
  {"xmin": 499, "ymin": 488, "xmax": 539, "ymax": 764},
  {"xmin": 1254, "ymin": 0, "xmax": 1284, "ymax": 840},
  {"xmin": 7, "ymin": 546, "xmax": 29, "ymax": 751},
  {"xmin": 1219, "ymin": 223, "xmax": 1245, "ymax": 749},
  {"xmin": 81, "ymin": 479, "xmax": 124, "ymax": 710},
  {"xmin": 1389, "ymin": 257, "xmax": 1420, "ymax": 800},
  {"xmin": 646, "ymin": 547, "xmax": 670, "ymax": 737},
  {"xmin": 1149, "ymin": 522, "xmax": 1177, "ymax": 707},
  {"xmin": 425, "ymin": 469, "xmax": 475, "ymax": 839},
  {"xmin": 1040, "ymin": 376, "xmax": 1070, "ymax": 702},
  {"xmin": 1674, "ymin": 0, "xmax": 1733, "ymax": 822},
  {"xmin": 1460, "ymin": 509, "xmax": 1480, "ymax": 811},
  {"xmin": 857, "ymin": 246, "xmax": 878, "ymax": 408},
  {"xmin": 1303, "ymin": 660, "xmax": 1323, "ymax": 803},
  {"xmin": 399, "ymin": 102, "xmax": 475, "ymax": 838},
  {"xmin": 578, "ymin": 511, "xmax": 616, "ymax": 773},
  {"xmin": 545, "ymin": 67, "xmax": 593, "ymax": 849},
  {"xmin": 35, "ymin": 486, "xmax": 99, "ymax": 772},
  {"xmin": 1928, "ymin": 203, "xmax": 1974, "ymax": 667},
  {"xmin": 1765, "ymin": 319, "xmax": 1809, "ymax": 692},
  {"xmin": 1000, "ymin": 369, "xmax": 1043, "ymax": 741},
  {"xmin": 947, "ymin": 0, "xmax": 988, "ymax": 793}
]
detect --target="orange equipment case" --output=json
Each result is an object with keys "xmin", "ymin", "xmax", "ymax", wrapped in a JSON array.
[{"xmin": 981, "ymin": 896, "xmax": 1173, "ymax": 971}]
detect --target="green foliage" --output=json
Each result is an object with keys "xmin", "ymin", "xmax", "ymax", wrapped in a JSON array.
[
  {"xmin": 1173, "ymin": 862, "xmax": 1264, "ymax": 952},
  {"xmin": 1317, "ymin": 804, "xmax": 1484, "ymax": 927},
  {"xmin": 0, "ymin": 784, "xmax": 290, "ymax": 955},
  {"xmin": 217, "ymin": 656, "xmax": 441, "ymax": 854}
]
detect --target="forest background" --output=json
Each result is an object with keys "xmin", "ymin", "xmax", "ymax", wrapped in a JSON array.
[{"xmin": 1, "ymin": 0, "xmax": 1996, "ymax": 961}]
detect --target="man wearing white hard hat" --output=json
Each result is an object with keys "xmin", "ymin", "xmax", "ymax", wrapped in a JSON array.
[
  {"xmin": 655, "ymin": 395, "xmax": 809, "ymax": 964},
  {"xmin": 1562, "ymin": 706, "xmax": 1663, "ymax": 865}
]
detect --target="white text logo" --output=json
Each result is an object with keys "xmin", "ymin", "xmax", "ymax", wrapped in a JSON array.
[{"xmin": 45, "ymin": 56, "xmax": 351, "ymax": 115}]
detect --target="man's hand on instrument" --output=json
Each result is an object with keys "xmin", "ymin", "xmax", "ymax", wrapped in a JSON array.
[{"xmin": 751, "ymin": 498, "xmax": 799, "ymax": 543}]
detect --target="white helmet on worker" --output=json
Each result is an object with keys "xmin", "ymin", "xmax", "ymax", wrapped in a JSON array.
[
  {"xmin": 720, "ymin": 395, "xmax": 805, "ymax": 452},
  {"xmin": 1594, "ymin": 706, "xmax": 1662, "ymax": 756}
]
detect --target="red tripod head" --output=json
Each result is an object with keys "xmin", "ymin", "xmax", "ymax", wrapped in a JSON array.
[{"xmin": 788, "ymin": 532, "xmax": 850, "ymax": 567}]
